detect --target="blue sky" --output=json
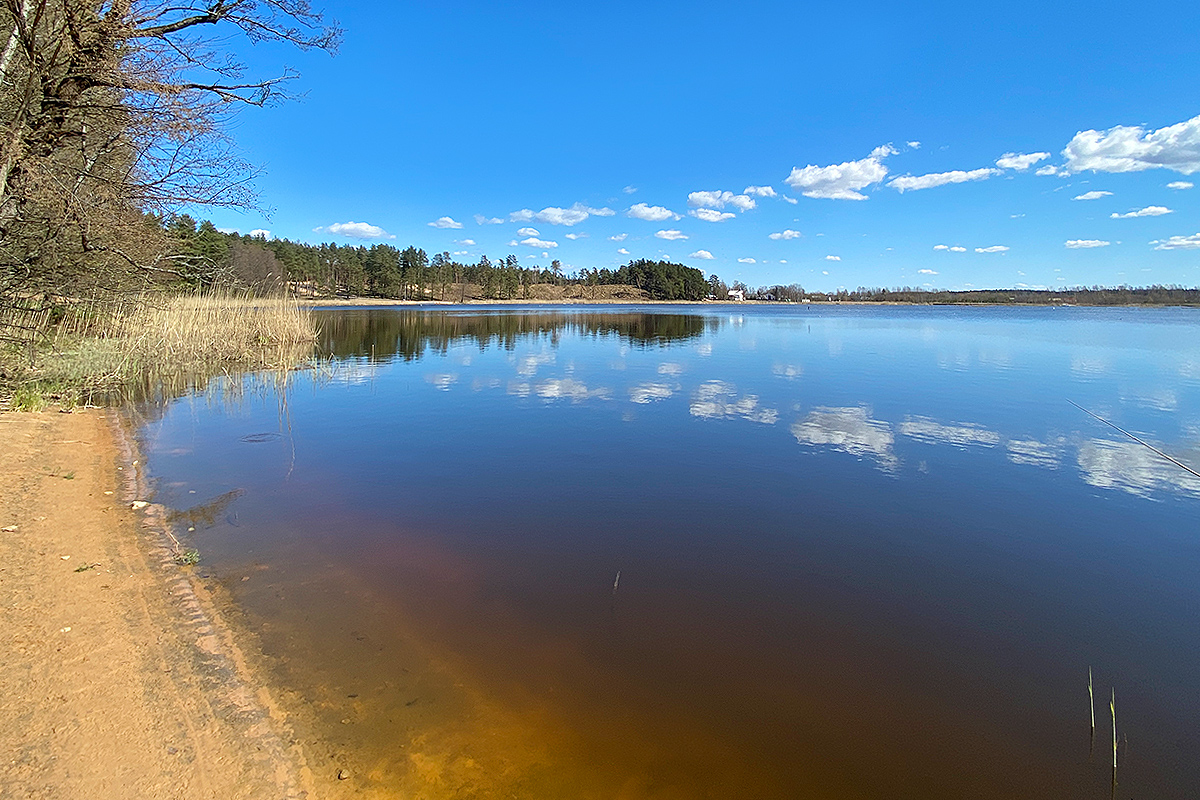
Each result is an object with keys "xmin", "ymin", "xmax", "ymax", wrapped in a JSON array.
[{"xmin": 203, "ymin": 0, "xmax": 1200, "ymax": 292}]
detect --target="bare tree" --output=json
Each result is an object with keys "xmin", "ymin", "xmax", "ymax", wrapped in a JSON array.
[{"xmin": 0, "ymin": 1, "xmax": 339, "ymax": 337}]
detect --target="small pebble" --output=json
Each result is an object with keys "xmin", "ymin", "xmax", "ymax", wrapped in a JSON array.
[
  {"xmin": 337, "ymin": 769, "xmax": 350, "ymax": 780},
  {"xmin": 340, "ymin": 718, "xmax": 350, "ymax": 724}
]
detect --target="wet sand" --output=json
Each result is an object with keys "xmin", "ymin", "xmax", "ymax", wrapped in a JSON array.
[{"xmin": 0, "ymin": 408, "xmax": 316, "ymax": 799}]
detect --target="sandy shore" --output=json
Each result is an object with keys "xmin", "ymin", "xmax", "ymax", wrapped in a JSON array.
[{"xmin": 0, "ymin": 409, "xmax": 322, "ymax": 799}]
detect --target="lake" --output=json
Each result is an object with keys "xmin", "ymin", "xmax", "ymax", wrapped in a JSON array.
[{"xmin": 137, "ymin": 304, "xmax": 1200, "ymax": 799}]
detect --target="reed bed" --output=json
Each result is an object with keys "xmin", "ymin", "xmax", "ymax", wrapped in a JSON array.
[{"xmin": 3, "ymin": 291, "xmax": 318, "ymax": 407}]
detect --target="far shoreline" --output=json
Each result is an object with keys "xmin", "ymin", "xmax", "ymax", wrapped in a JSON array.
[{"xmin": 299, "ymin": 297, "xmax": 1200, "ymax": 309}]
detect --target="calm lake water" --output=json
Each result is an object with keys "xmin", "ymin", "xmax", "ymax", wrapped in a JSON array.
[{"xmin": 138, "ymin": 304, "xmax": 1200, "ymax": 799}]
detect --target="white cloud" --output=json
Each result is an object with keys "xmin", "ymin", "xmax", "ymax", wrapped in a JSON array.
[
  {"xmin": 933, "ymin": 244, "xmax": 949, "ymax": 251},
  {"xmin": 687, "ymin": 190, "xmax": 756, "ymax": 211},
  {"xmin": 975, "ymin": 245, "xmax": 1009, "ymax": 253},
  {"xmin": 1167, "ymin": 181, "xmax": 1194, "ymax": 190},
  {"xmin": 1152, "ymin": 233, "xmax": 1200, "ymax": 250},
  {"xmin": 888, "ymin": 167, "xmax": 1001, "ymax": 192},
  {"xmin": 768, "ymin": 229, "xmax": 802, "ymax": 240},
  {"xmin": 520, "ymin": 237, "xmax": 558, "ymax": 248},
  {"xmin": 655, "ymin": 229, "xmax": 688, "ymax": 240},
  {"xmin": 609, "ymin": 233, "xmax": 627, "ymax": 241},
  {"xmin": 318, "ymin": 221, "xmax": 395, "ymax": 239},
  {"xmin": 623, "ymin": 185, "xmax": 638, "ymax": 194},
  {"xmin": 825, "ymin": 255, "xmax": 840, "ymax": 261},
  {"xmin": 248, "ymin": 229, "xmax": 271, "ymax": 239},
  {"xmin": 457, "ymin": 238, "xmax": 476, "ymax": 246},
  {"xmin": 1035, "ymin": 165, "xmax": 1062, "ymax": 176},
  {"xmin": 617, "ymin": 247, "xmax": 630, "ymax": 255},
  {"xmin": 428, "ymin": 216, "xmax": 464, "ymax": 229},
  {"xmin": 996, "ymin": 152, "xmax": 1050, "ymax": 171},
  {"xmin": 689, "ymin": 249, "xmax": 714, "ymax": 259},
  {"xmin": 737, "ymin": 257, "xmax": 756, "ymax": 263},
  {"xmin": 1073, "ymin": 190, "xmax": 1113, "ymax": 200},
  {"xmin": 918, "ymin": 268, "xmax": 938, "ymax": 274},
  {"xmin": 743, "ymin": 185, "xmax": 777, "ymax": 197},
  {"xmin": 627, "ymin": 203, "xmax": 681, "ymax": 221},
  {"xmin": 689, "ymin": 208, "xmax": 736, "ymax": 222},
  {"xmin": 564, "ymin": 233, "xmax": 586, "ymax": 240},
  {"xmin": 1065, "ymin": 239, "xmax": 1111, "ymax": 248},
  {"xmin": 949, "ymin": 246, "xmax": 967, "ymax": 252},
  {"xmin": 509, "ymin": 203, "xmax": 613, "ymax": 226},
  {"xmin": 474, "ymin": 214, "xmax": 504, "ymax": 225},
  {"xmin": 784, "ymin": 144, "xmax": 896, "ymax": 200},
  {"xmin": 517, "ymin": 227, "xmax": 540, "ymax": 236},
  {"xmin": 907, "ymin": 141, "xmax": 921, "ymax": 149},
  {"xmin": 1063, "ymin": 113, "xmax": 1200, "ymax": 175},
  {"xmin": 452, "ymin": 250, "xmax": 468, "ymax": 256},
  {"xmin": 1111, "ymin": 206, "xmax": 1173, "ymax": 218}
]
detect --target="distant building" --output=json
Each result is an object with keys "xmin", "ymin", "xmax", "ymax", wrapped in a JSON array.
[{"xmin": 728, "ymin": 289, "xmax": 745, "ymax": 301}]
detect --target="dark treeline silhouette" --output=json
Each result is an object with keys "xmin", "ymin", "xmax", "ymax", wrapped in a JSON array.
[
  {"xmin": 580, "ymin": 259, "xmax": 710, "ymax": 300},
  {"xmin": 318, "ymin": 310, "xmax": 718, "ymax": 361},
  {"xmin": 167, "ymin": 218, "xmax": 709, "ymax": 301}
]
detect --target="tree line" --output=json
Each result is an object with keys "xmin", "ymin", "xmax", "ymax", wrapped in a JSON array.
[{"xmin": 165, "ymin": 216, "xmax": 715, "ymax": 301}]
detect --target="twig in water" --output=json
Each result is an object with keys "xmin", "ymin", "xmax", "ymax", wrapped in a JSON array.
[
  {"xmin": 612, "ymin": 570, "xmax": 621, "ymax": 595},
  {"xmin": 1111, "ymin": 687, "xmax": 1118, "ymax": 773},
  {"xmin": 1089, "ymin": 666, "xmax": 1095, "ymax": 734},
  {"xmin": 1089, "ymin": 666, "xmax": 1099, "ymax": 734},
  {"xmin": 1069, "ymin": 400, "xmax": 1200, "ymax": 480}
]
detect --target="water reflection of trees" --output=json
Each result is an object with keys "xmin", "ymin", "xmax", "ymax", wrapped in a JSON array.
[{"xmin": 316, "ymin": 310, "xmax": 719, "ymax": 361}]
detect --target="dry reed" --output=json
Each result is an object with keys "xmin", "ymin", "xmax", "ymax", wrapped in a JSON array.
[{"xmin": 4, "ymin": 290, "xmax": 317, "ymax": 406}]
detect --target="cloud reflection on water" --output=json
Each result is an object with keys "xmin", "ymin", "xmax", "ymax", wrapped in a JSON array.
[
  {"xmin": 1005, "ymin": 438, "xmax": 1064, "ymax": 469},
  {"xmin": 425, "ymin": 373, "xmax": 458, "ymax": 391},
  {"xmin": 1077, "ymin": 439, "xmax": 1200, "ymax": 498},
  {"xmin": 630, "ymin": 383, "xmax": 676, "ymax": 404},
  {"xmin": 509, "ymin": 378, "xmax": 611, "ymax": 403},
  {"xmin": 791, "ymin": 407, "xmax": 898, "ymax": 471},
  {"xmin": 898, "ymin": 416, "xmax": 1002, "ymax": 448},
  {"xmin": 690, "ymin": 381, "xmax": 778, "ymax": 424}
]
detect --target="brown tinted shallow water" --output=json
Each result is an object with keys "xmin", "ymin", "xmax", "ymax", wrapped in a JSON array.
[{"xmin": 139, "ymin": 306, "xmax": 1200, "ymax": 798}]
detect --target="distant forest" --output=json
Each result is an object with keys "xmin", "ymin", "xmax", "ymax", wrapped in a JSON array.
[
  {"xmin": 167, "ymin": 217, "xmax": 709, "ymax": 301},
  {"xmin": 168, "ymin": 217, "xmax": 1200, "ymax": 306}
]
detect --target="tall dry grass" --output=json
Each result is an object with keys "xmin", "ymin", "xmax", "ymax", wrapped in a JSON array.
[{"xmin": 3, "ymin": 291, "xmax": 317, "ymax": 406}]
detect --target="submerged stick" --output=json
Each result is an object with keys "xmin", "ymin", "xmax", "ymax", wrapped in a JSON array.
[
  {"xmin": 1069, "ymin": 399, "xmax": 1200, "ymax": 480},
  {"xmin": 1089, "ymin": 667, "xmax": 1095, "ymax": 733},
  {"xmin": 1111, "ymin": 688, "xmax": 1118, "ymax": 771},
  {"xmin": 612, "ymin": 570, "xmax": 621, "ymax": 595}
]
